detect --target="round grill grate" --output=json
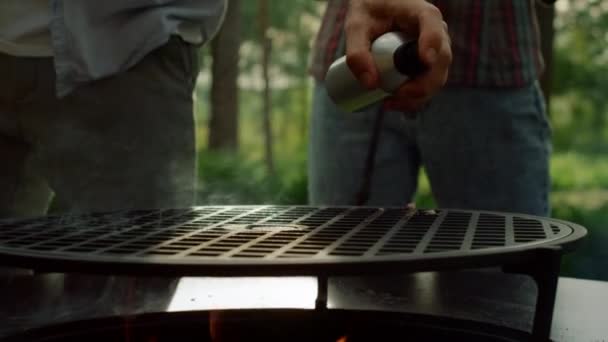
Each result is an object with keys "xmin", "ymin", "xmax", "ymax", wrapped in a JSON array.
[{"xmin": 0, "ymin": 206, "xmax": 586, "ymax": 276}]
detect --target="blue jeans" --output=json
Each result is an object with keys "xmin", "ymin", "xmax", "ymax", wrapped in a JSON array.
[{"xmin": 308, "ymin": 81, "xmax": 552, "ymax": 216}]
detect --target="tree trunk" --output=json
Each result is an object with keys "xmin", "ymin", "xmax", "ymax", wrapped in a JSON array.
[
  {"xmin": 535, "ymin": 2, "xmax": 556, "ymax": 113},
  {"xmin": 208, "ymin": 0, "xmax": 241, "ymax": 151},
  {"xmin": 297, "ymin": 19, "xmax": 311, "ymax": 146},
  {"xmin": 259, "ymin": 0, "xmax": 275, "ymax": 175}
]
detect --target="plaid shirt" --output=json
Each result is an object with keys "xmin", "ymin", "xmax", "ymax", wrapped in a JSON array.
[{"xmin": 310, "ymin": 0, "xmax": 544, "ymax": 87}]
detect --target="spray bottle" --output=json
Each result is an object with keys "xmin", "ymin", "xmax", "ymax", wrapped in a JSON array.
[{"xmin": 325, "ymin": 32, "xmax": 428, "ymax": 113}]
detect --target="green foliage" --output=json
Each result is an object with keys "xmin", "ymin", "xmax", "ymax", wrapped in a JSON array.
[
  {"xmin": 239, "ymin": 0, "xmax": 322, "ymax": 78},
  {"xmin": 197, "ymin": 150, "xmax": 308, "ymax": 205},
  {"xmin": 414, "ymin": 170, "xmax": 437, "ymax": 209},
  {"xmin": 551, "ymin": 0, "xmax": 608, "ymax": 151},
  {"xmin": 551, "ymin": 152, "xmax": 608, "ymax": 191},
  {"xmin": 240, "ymin": 0, "xmax": 320, "ymax": 42}
]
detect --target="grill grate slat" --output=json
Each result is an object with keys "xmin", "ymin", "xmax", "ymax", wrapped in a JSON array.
[
  {"xmin": 81, "ymin": 208, "xmax": 226, "ymax": 255},
  {"xmin": 471, "ymin": 214, "xmax": 507, "ymax": 249},
  {"xmin": 377, "ymin": 211, "xmax": 437, "ymax": 255}
]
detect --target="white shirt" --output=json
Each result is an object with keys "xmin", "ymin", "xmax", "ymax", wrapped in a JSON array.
[
  {"xmin": 0, "ymin": 0, "xmax": 226, "ymax": 96},
  {"xmin": 0, "ymin": 0, "xmax": 53, "ymax": 57}
]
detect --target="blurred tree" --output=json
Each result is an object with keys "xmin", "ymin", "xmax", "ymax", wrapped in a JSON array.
[
  {"xmin": 209, "ymin": 0, "xmax": 242, "ymax": 151},
  {"xmin": 535, "ymin": 1, "xmax": 556, "ymax": 112},
  {"xmin": 241, "ymin": 0, "xmax": 322, "ymax": 145},
  {"xmin": 259, "ymin": 0, "xmax": 275, "ymax": 175}
]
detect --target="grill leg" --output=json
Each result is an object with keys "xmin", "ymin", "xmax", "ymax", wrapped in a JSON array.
[
  {"xmin": 315, "ymin": 276, "xmax": 328, "ymax": 310},
  {"xmin": 530, "ymin": 247, "xmax": 561, "ymax": 340},
  {"xmin": 503, "ymin": 246, "xmax": 562, "ymax": 341}
]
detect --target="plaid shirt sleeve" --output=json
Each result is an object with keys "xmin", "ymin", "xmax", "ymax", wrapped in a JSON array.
[
  {"xmin": 308, "ymin": 0, "xmax": 349, "ymax": 81},
  {"xmin": 310, "ymin": 0, "xmax": 544, "ymax": 88}
]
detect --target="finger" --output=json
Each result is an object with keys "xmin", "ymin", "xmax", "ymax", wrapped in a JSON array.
[
  {"xmin": 393, "ymin": 78, "xmax": 430, "ymax": 99},
  {"xmin": 344, "ymin": 9, "xmax": 379, "ymax": 88},
  {"xmin": 391, "ymin": 34, "xmax": 451, "ymax": 101},
  {"xmin": 384, "ymin": 72, "xmax": 434, "ymax": 111},
  {"xmin": 419, "ymin": 34, "xmax": 452, "ymax": 92},
  {"xmin": 391, "ymin": 3, "xmax": 451, "ymax": 95},
  {"xmin": 370, "ymin": 0, "xmax": 420, "ymax": 23},
  {"xmin": 384, "ymin": 95, "xmax": 430, "ymax": 112},
  {"xmin": 417, "ymin": 5, "xmax": 450, "ymax": 67},
  {"xmin": 435, "ymin": 35, "xmax": 452, "ymax": 82}
]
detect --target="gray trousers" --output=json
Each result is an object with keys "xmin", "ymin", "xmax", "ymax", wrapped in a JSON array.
[
  {"xmin": 309, "ymin": 81, "xmax": 552, "ymax": 216},
  {"xmin": 0, "ymin": 37, "xmax": 199, "ymax": 218}
]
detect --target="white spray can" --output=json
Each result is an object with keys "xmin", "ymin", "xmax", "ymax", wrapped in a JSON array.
[{"xmin": 325, "ymin": 32, "xmax": 427, "ymax": 112}]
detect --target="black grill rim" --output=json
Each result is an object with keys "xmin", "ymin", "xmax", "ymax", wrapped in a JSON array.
[
  {"xmin": 0, "ymin": 207, "xmax": 587, "ymax": 277},
  {"xmin": 1, "ymin": 309, "xmax": 536, "ymax": 342}
]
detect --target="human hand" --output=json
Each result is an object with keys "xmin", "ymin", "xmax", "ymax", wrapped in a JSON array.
[{"xmin": 344, "ymin": 0, "xmax": 452, "ymax": 112}]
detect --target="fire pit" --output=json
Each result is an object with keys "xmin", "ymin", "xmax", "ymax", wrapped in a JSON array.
[{"xmin": 0, "ymin": 206, "xmax": 588, "ymax": 341}]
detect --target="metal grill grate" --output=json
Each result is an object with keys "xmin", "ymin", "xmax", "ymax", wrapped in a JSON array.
[{"xmin": 0, "ymin": 206, "xmax": 585, "ymax": 275}]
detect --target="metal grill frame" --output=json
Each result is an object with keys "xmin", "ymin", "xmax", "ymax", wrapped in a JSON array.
[{"xmin": 0, "ymin": 206, "xmax": 587, "ymax": 277}]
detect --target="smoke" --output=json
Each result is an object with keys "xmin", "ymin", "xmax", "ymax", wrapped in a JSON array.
[
  {"xmin": 0, "ymin": 273, "xmax": 180, "ymax": 338},
  {"xmin": 196, "ymin": 150, "xmax": 308, "ymax": 206}
]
